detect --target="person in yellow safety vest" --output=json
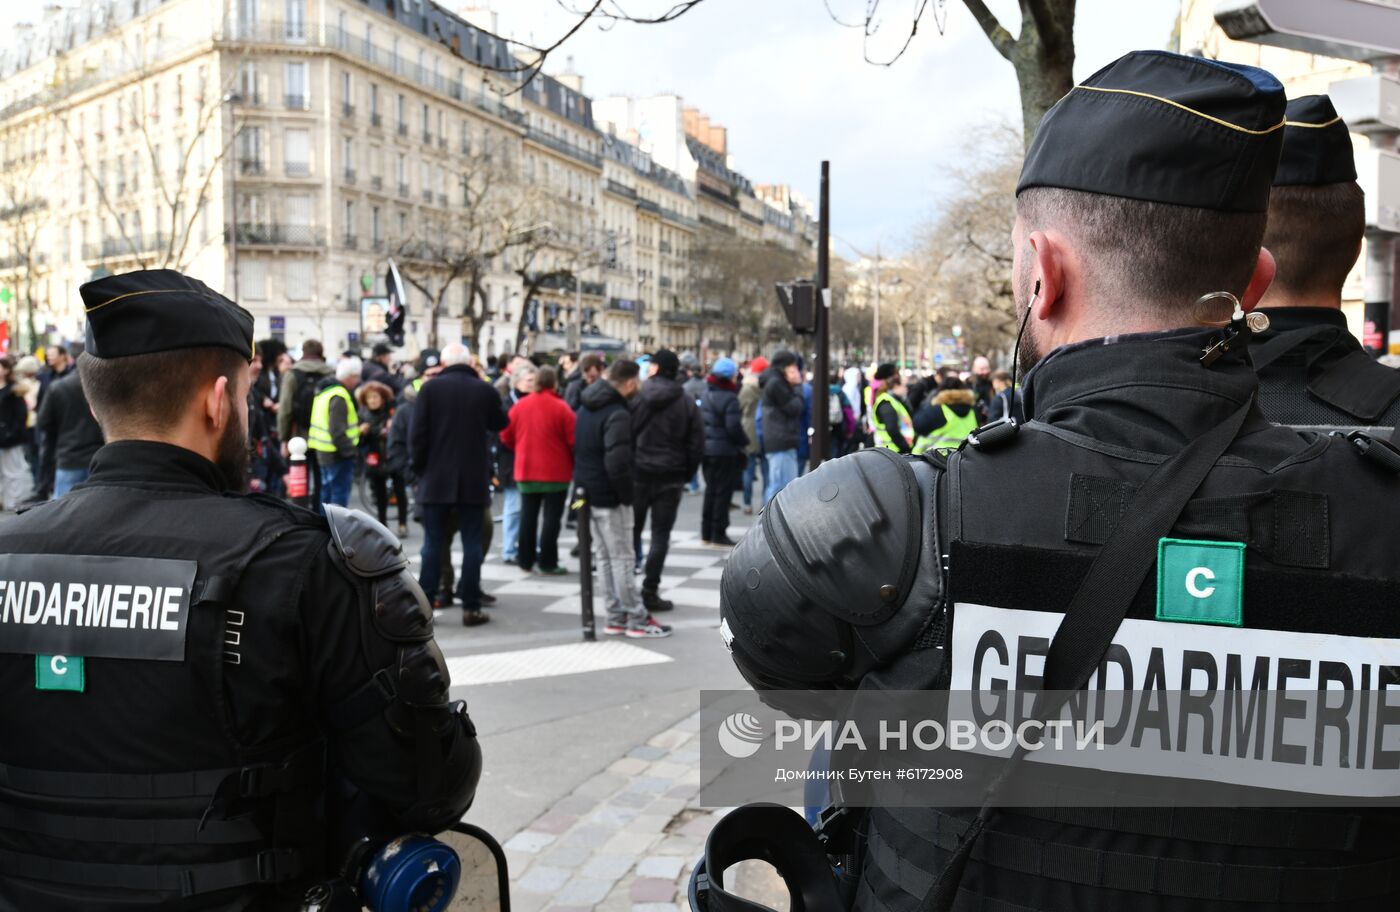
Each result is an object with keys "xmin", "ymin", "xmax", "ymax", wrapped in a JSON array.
[
  {"xmin": 871, "ymin": 363, "xmax": 914, "ymax": 454},
  {"xmin": 912, "ymin": 375, "xmax": 980, "ymax": 454},
  {"xmin": 307, "ymin": 357, "xmax": 364, "ymax": 509}
]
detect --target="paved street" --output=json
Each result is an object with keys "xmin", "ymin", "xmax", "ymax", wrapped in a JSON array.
[{"xmin": 395, "ymin": 489, "xmax": 757, "ymax": 911}]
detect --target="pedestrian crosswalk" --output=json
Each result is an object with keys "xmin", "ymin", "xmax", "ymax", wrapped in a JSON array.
[{"xmin": 408, "ymin": 526, "xmax": 744, "ymax": 617}]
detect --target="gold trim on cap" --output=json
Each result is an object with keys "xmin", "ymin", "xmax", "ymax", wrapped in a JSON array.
[
  {"xmin": 1284, "ymin": 116, "xmax": 1344, "ymax": 129},
  {"xmin": 84, "ymin": 288, "xmax": 193, "ymax": 313},
  {"xmin": 1073, "ymin": 84, "xmax": 1286, "ymax": 136}
]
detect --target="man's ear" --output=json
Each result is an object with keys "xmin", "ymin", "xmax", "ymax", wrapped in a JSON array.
[
  {"xmin": 204, "ymin": 375, "xmax": 230, "ymax": 429},
  {"xmin": 1028, "ymin": 230, "xmax": 1065, "ymax": 321},
  {"xmin": 1241, "ymin": 246, "xmax": 1277, "ymax": 312}
]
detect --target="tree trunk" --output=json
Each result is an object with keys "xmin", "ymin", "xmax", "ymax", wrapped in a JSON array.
[
  {"xmin": 467, "ymin": 271, "xmax": 488, "ymax": 354},
  {"xmin": 961, "ymin": 0, "xmax": 1077, "ymax": 149},
  {"xmin": 428, "ymin": 297, "xmax": 441, "ymax": 351},
  {"xmin": 1010, "ymin": 26, "xmax": 1075, "ymax": 148}
]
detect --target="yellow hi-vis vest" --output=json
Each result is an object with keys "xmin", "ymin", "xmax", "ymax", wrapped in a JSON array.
[
  {"xmin": 308, "ymin": 385, "xmax": 360, "ymax": 453},
  {"xmin": 873, "ymin": 392, "xmax": 913, "ymax": 452},
  {"xmin": 914, "ymin": 403, "xmax": 978, "ymax": 455}
]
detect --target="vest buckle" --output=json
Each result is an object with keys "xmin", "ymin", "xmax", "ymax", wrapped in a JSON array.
[
  {"xmin": 967, "ymin": 417, "xmax": 1019, "ymax": 450},
  {"xmin": 1335, "ymin": 430, "xmax": 1400, "ymax": 475}
]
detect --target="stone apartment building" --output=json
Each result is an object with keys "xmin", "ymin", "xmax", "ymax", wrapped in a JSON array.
[{"xmin": 0, "ymin": 0, "xmax": 815, "ymax": 358}]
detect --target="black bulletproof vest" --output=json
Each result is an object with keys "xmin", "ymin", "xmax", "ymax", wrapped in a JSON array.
[
  {"xmin": 0, "ymin": 482, "xmax": 325, "ymax": 911},
  {"xmin": 1252, "ymin": 320, "xmax": 1400, "ymax": 428},
  {"xmin": 856, "ymin": 420, "xmax": 1400, "ymax": 912}
]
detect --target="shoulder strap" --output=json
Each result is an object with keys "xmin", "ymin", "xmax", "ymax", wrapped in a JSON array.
[
  {"xmin": 926, "ymin": 396, "xmax": 1254, "ymax": 912},
  {"xmin": 1250, "ymin": 325, "xmax": 1338, "ymax": 371}
]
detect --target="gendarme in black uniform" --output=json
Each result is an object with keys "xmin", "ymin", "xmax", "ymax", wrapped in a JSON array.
[
  {"xmin": 0, "ymin": 270, "xmax": 480, "ymax": 910},
  {"xmin": 1252, "ymin": 94, "xmax": 1400, "ymax": 428},
  {"xmin": 718, "ymin": 53, "xmax": 1400, "ymax": 911}
]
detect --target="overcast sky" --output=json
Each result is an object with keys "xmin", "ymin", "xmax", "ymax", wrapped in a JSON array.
[
  {"xmin": 491, "ymin": 0, "xmax": 1181, "ymax": 254},
  {"xmin": 4, "ymin": 0, "xmax": 1179, "ymax": 253}
]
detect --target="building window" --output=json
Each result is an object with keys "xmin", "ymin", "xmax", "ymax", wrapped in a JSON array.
[
  {"xmin": 371, "ymin": 206, "xmax": 381, "ymax": 243},
  {"xmin": 340, "ymin": 71, "xmax": 351, "ymax": 104},
  {"xmin": 285, "ymin": 62, "xmax": 308, "ymax": 109},
  {"xmin": 284, "ymin": 128, "xmax": 310, "ymax": 176},
  {"xmin": 341, "ymin": 136, "xmax": 354, "ymax": 173},
  {"xmin": 285, "ymin": 260, "xmax": 313, "ymax": 301},
  {"xmin": 369, "ymin": 83, "xmax": 379, "ymax": 116},
  {"xmin": 238, "ymin": 125, "xmax": 263, "ymax": 168},
  {"xmin": 343, "ymin": 200, "xmax": 355, "ymax": 235},
  {"xmin": 238, "ymin": 0, "xmax": 258, "ymax": 31},
  {"xmin": 396, "ymin": 94, "xmax": 406, "ymax": 130},
  {"xmin": 239, "ymin": 258, "xmax": 268, "ymax": 301},
  {"xmin": 392, "ymin": 37, "xmax": 401, "ymax": 74},
  {"xmin": 239, "ymin": 62, "xmax": 259, "ymax": 103},
  {"xmin": 283, "ymin": 0, "xmax": 306, "ymax": 41}
]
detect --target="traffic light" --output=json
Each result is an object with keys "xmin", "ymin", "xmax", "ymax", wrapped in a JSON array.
[{"xmin": 775, "ymin": 280, "xmax": 817, "ymax": 334}]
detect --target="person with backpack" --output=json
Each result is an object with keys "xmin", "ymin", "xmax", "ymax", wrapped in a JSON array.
[
  {"xmin": 827, "ymin": 373, "xmax": 857, "ymax": 458},
  {"xmin": 277, "ymin": 339, "xmax": 334, "ymax": 503}
]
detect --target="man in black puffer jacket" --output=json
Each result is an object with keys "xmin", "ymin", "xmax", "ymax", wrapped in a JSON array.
[
  {"xmin": 576, "ymin": 361, "xmax": 670, "ymax": 638},
  {"xmin": 631, "ymin": 349, "xmax": 704, "ymax": 613},
  {"xmin": 759, "ymin": 349, "xmax": 804, "ymax": 504},
  {"xmin": 700, "ymin": 357, "xmax": 747, "ymax": 546}
]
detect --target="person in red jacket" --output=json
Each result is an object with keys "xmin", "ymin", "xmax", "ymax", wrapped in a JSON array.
[{"xmin": 499, "ymin": 365, "xmax": 576, "ymax": 574}]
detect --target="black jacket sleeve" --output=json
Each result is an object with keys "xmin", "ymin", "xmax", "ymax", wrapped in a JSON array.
[
  {"xmin": 876, "ymin": 400, "xmax": 913, "ymax": 454},
  {"xmin": 0, "ymin": 392, "xmax": 26, "ymax": 449},
  {"xmin": 36, "ymin": 383, "xmax": 60, "ymax": 484},
  {"xmin": 602, "ymin": 408, "xmax": 634, "ymax": 505},
  {"xmin": 409, "ymin": 388, "xmax": 430, "ymax": 478},
  {"xmin": 911, "ymin": 402, "xmax": 948, "ymax": 437},
  {"xmin": 773, "ymin": 381, "xmax": 804, "ymax": 418},
  {"xmin": 482, "ymin": 385, "xmax": 509, "ymax": 433},
  {"xmin": 725, "ymin": 396, "xmax": 748, "ymax": 450},
  {"xmin": 686, "ymin": 400, "xmax": 705, "ymax": 476}
]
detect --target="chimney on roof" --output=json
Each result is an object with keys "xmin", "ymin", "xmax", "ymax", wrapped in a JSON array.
[{"xmin": 458, "ymin": 6, "xmax": 499, "ymax": 34}]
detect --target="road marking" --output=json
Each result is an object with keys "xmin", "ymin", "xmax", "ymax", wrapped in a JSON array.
[
  {"xmin": 446, "ymin": 640, "xmax": 673, "ymax": 686},
  {"xmin": 658, "ymin": 587, "xmax": 723, "ymax": 609}
]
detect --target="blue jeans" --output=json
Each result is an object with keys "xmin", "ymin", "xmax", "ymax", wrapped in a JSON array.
[
  {"xmin": 741, "ymin": 453, "xmax": 766, "ymax": 508},
  {"xmin": 319, "ymin": 459, "xmax": 354, "ymax": 507},
  {"xmin": 419, "ymin": 504, "xmax": 484, "ymax": 612},
  {"xmin": 54, "ymin": 467, "xmax": 89, "ymax": 498},
  {"xmin": 763, "ymin": 450, "xmax": 799, "ymax": 505},
  {"xmin": 501, "ymin": 486, "xmax": 522, "ymax": 561}
]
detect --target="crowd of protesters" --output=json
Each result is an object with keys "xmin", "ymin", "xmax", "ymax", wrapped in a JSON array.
[{"xmin": 4, "ymin": 331, "xmax": 1013, "ymax": 637}]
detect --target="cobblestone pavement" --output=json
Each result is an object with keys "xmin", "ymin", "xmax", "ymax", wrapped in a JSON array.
[{"xmin": 494, "ymin": 713, "xmax": 710, "ymax": 912}]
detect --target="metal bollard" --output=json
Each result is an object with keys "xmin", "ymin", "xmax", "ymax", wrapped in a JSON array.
[
  {"xmin": 286, "ymin": 437, "xmax": 311, "ymax": 509},
  {"xmin": 573, "ymin": 488, "xmax": 595, "ymax": 641}
]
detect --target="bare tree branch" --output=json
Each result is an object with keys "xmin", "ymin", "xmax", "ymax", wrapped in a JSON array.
[{"xmin": 961, "ymin": 0, "xmax": 1016, "ymax": 60}]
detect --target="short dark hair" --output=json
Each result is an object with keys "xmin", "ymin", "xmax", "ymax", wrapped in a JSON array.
[
  {"xmin": 580, "ymin": 353, "xmax": 605, "ymax": 374},
  {"xmin": 535, "ymin": 366, "xmax": 558, "ymax": 391},
  {"xmin": 991, "ymin": 369, "xmax": 1012, "ymax": 384},
  {"xmin": 301, "ymin": 339, "xmax": 324, "ymax": 360},
  {"xmin": 79, "ymin": 348, "xmax": 245, "ymax": 434},
  {"xmin": 608, "ymin": 359, "xmax": 640, "ymax": 384},
  {"xmin": 1263, "ymin": 182, "xmax": 1365, "ymax": 300},
  {"xmin": 1017, "ymin": 188, "xmax": 1267, "ymax": 319}
]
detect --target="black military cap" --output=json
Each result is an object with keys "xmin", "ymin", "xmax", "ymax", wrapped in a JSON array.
[
  {"xmin": 1274, "ymin": 95, "xmax": 1357, "ymax": 186},
  {"xmin": 80, "ymin": 269, "xmax": 254, "ymax": 360},
  {"xmin": 1018, "ymin": 50, "xmax": 1286, "ymax": 212}
]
